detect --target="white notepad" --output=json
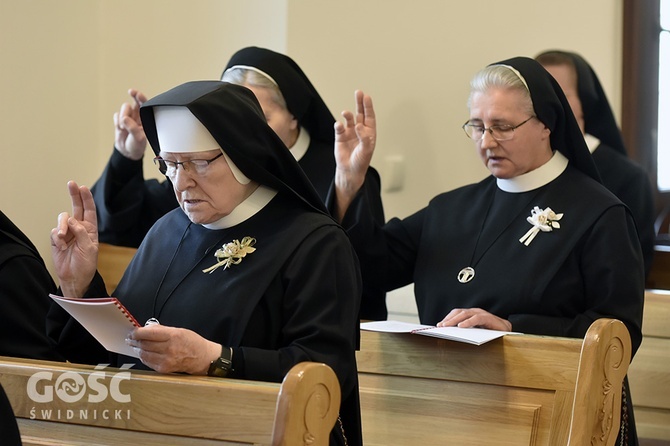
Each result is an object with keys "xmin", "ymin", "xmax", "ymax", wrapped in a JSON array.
[
  {"xmin": 50, "ymin": 294, "xmax": 141, "ymax": 358},
  {"xmin": 360, "ymin": 320, "xmax": 521, "ymax": 345}
]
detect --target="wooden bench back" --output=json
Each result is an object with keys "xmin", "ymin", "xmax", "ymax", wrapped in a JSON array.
[
  {"xmin": 646, "ymin": 245, "xmax": 670, "ymax": 290},
  {"xmin": 356, "ymin": 318, "xmax": 630, "ymax": 446},
  {"xmin": 0, "ymin": 357, "xmax": 339, "ymax": 445},
  {"xmin": 628, "ymin": 289, "xmax": 670, "ymax": 441},
  {"xmin": 97, "ymin": 242, "xmax": 137, "ymax": 294}
]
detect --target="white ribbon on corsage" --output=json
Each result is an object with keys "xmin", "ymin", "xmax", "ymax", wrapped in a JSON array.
[
  {"xmin": 202, "ymin": 236, "xmax": 256, "ymax": 273},
  {"xmin": 519, "ymin": 206, "xmax": 563, "ymax": 246}
]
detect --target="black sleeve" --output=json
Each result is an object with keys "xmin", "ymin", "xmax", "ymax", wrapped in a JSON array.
[
  {"xmin": 91, "ymin": 149, "xmax": 178, "ymax": 248},
  {"xmin": 331, "ymin": 181, "xmax": 422, "ymax": 298},
  {"xmin": 46, "ymin": 272, "xmax": 113, "ymax": 364},
  {"xmin": 0, "ymin": 384, "xmax": 21, "ymax": 446},
  {"xmin": 0, "ymin": 252, "xmax": 65, "ymax": 361}
]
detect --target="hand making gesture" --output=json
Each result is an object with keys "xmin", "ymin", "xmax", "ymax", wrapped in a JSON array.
[
  {"xmin": 334, "ymin": 90, "xmax": 376, "ymax": 221},
  {"xmin": 50, "ymin": 181, "xmax": 99, "ymax": 297},
  {"xmin": 114, "ymin": 88, "xmax": 149, "ymax": 160}
]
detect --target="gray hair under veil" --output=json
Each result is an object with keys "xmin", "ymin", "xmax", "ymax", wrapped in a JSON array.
[
  {"xmin": 483, "ymin": 57, "xmax": 601, "ymax": 183},
  {"xmin": 222, "ymin": 47, "xmax": 335, "ymax": 143}
]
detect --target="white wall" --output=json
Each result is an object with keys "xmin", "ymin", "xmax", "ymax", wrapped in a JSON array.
[
  {"xmin": 284, "ymin": 0, "xmax": 622, "ymax": 321},
  {"xmin": 1, "ymin": 0, "xmax": 287, "ymax": 275},
  {"xmin": 0, "ymin": 0, "xmax": 622, "ymax": 321}
]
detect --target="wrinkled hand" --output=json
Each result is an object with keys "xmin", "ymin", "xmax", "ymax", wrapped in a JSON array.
[
  {"xmin": 114, "ymin": 88, "xmax": 148, "ymax": 160},
  {"xmin": 437, "ymin": 308, "xmax": 512, "ymax": 331},
  {"xmin": 334, "ymin": 90, "xmax": 376, "ymax": 221},
  {"xmin": 127, "ymin": 325, "xmax": 222, "ymax": 375},
  {"xmin": 50, "ymin": 181, "xmax": 99, "ymax": 297}
]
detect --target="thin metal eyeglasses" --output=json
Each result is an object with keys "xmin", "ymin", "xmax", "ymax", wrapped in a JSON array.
[
  {"xmin": 153, "ymin": 152, "xmax": 224, "ymax": 179},
  {"xmin": 462, "ymin": 116, "xmax": 536, "ymax": 141}
]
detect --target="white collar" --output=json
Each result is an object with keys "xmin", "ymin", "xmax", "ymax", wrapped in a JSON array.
[
  {"xmin": 496, "ymin": 151, "xmax": 568, "ymax": 193},
  {"xmin": 584, "ymin": 133, "xmax": 600, "ymax": 153},
  {"xmin": 289, "ymin": 127, "xmax": 310, "ymax": 161},
  {"xmin": 202, "ymin": 185, "xmax": 277, "ymax": 230}
]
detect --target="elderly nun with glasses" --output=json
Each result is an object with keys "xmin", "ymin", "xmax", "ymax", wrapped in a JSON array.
[
  {"xmin": 334, "ymin": 57, "xmax": 643, "ymax": 445},
  {"xmin": 48, "ymin": 81, "xmax": 363, "ymax": 446}
]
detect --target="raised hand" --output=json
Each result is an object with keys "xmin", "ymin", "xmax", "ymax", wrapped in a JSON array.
[
  {"xmin": 50, "ymin": 181, "xmax": 99, "ymax": 297},
  {"xmin": 334, "ymin": 90, "xmax": 376, "ymax": 221},
  {"xmin": 114, "ymin": 88, "xmax": 148, "ymax": 160}
]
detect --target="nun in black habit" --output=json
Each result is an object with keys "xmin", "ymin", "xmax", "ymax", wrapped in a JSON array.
[
  {"xmin": 332, "ymin": 57, "xmax": 643, "ymax": 445},
  {"xmin": 0, "ymin": 210, "xmax": 64, "ymax": 361},
  {"xmin": 91, "ymin": 46, "xmax": 387, "ymax": 320},
  {"xmin": 48, "ymin": 81, "xmax": 363, "ymax": 446},
  {"xmin": 222, "ymin": 46, "xmax": 387, "ymax": 320},
  {"xmin": 0, "ymin": 383, "xmax": 21, "ymax": 446},
  {"xmin": 536, "ymin": 49, "xmax": 656, "ymax": 278}
]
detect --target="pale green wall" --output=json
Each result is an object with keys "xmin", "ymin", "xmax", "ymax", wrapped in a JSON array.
[{"xmin": 0, "ymin": 0, "xmax": 622, "ymax": 292}]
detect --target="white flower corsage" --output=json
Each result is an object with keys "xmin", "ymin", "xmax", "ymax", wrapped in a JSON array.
[
  {"xmin": 519, "ymin": 206, "xmax": 563, "ymax": 246},
  {"xmin": 202, "ymin": 236, "xmax": 256, "ymax": 274}
]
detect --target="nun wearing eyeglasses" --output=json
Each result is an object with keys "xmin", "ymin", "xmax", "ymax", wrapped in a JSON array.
[
  {"xmin": 91, "ymin": 46, "xmax": 387, "ymax": 321},
  {"xmin": 334, "ymin": 58, "xmax": 643, "ymax": 445},
  {"xmin": 48, "ymin": 81, "xmax": 363, "ymax": 446}
]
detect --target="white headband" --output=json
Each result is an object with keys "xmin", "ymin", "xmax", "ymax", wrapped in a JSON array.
[
  {"xmin": 497, "ymin": 64, "xmax": 530, "ymax": 92},
  {"xmin": 154, "ymin": 106, "xmax": 250, "ymax": 184},
  {"xmin": 222, "ymin": 65, "xmax": 278, "ymax": 86}
]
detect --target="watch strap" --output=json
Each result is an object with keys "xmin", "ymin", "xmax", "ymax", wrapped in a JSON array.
[{"xmin": 207, "ymin": 345, "xmax": 233, "ymax": 377}]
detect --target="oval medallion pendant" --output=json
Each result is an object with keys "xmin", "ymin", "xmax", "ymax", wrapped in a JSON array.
[{"xmin": 457, "ymin": 267, "xmax": 475, "ymax": 283}]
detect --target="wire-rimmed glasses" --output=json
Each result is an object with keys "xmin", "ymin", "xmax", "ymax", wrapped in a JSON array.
[
  {"xmin": 153, "ymin": 152, "xmax": 224, "ymax": 179},
  {"xmin": 462, "ymin": 116, "xmax": 535, "ymax": 141}
]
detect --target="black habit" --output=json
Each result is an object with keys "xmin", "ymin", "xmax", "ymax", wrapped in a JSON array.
[
  {"xmin": 0, "ymin": 383, "xmax": 21, "ymax": 446},
  {"xmin": 0, "ymin": 210, "xmax": 64, "ymax": 361},
  {"xmin": 536, "ymin": 50, "xmax": 655, "ymax": 277},
  {"xmin": 49, "ymin": 82, "xmax": 363, "ymax": 446},
  {"xmin": 92, "ymin": 46, "xmax": 386, "ymax": 320},
  {"xmin": 334, "ymin": 57, "xmax": 644, "ymax": 446}
]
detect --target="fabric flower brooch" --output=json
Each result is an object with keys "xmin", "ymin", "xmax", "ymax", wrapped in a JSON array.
[
  {"xmin": 519, "ymin": 206, "xmax": 563, "ymax": 246},
  {"xmin": 202, "ymin": 236, "xmax": 256, "ymax": 273}
]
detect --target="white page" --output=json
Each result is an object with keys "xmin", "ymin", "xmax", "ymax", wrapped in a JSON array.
[
  {"xmin": 361, "ymin": 320, "xmax": 521, "ymax": 345},
  {"xmin": 50, "ymin": 294, "xmax": 140, "ymax": 358},
  {"xmin": 360, "ymin": 320, "xmax": 432, "ymax": 333},
  {"xmin": 415, "ymin": 326, "xmax": 516, "ymax": 345}
]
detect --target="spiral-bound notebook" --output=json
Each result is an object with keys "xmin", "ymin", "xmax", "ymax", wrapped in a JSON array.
[
  {"xmin": 50, "ymin": 294, "xmax": 141, "ymax": 358},
  {"xmin": 360, "ymin": 320, "xmax": 521, "ymax": 345}
]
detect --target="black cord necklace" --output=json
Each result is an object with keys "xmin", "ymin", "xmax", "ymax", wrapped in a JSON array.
[
  {"xmin": 457, "ymin": 193, "xmax": 495, "ymax": 284},
  {"xmin": 144, "ymin": 223, "xmax": 192, "ymax": 326},
  {"xmin": 144, "ymin": 223, "xmax": 228, "ymax": 326},
  {"xmin": 457, "ymin": 187, "xmax": 542, "ymax": 284}
]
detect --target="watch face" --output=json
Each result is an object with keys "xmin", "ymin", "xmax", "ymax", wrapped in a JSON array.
[{"xmin": 207, "ymin": 349, "xmax": 233, "ymax": 377}]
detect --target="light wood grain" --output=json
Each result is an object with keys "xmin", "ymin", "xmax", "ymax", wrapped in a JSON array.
[
  {"xmin": 0, "ymin": 357, "xmax": 339, "ymax": 445},
  {"xmin": 628, "ymin": 290, "xmax": 670, "ymax": 441},
  {"xmin": 96, "ymin": 242, "xmax": 137, "ymax": 294},
  {"xmin": 356, "ymin": 318, "xmax": 631, "ymax": 446}
]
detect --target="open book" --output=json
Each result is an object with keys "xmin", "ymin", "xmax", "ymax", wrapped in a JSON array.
[
  {"xmin": 360, "ymin": 320, "xmax": 521, "ymax": 345},
  {"xmin": 50, "ymin": 294, "xmax": 141, "ymax": 358}
]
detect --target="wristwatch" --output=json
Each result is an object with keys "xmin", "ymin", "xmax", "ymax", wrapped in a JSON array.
[{"xmin": 207, "ymin": 346, "xmax": 233, "ymax": 378}]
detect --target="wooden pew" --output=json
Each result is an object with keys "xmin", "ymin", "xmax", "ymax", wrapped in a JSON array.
[
  {"xmin": 97, "ymin": 242, "xmax": 137, "ymax": 294},
  {"xmin": 0, "ymin": 357, "xmax": 340, "ymax": 445},
  {"xmin": 628, "ymin": 289, "xmax": 670, "ymax": 442},
  {"xmin": 356, "ymin": 318, "xmax": 631, "ymax": 446},
  {"xmin": 646, "ymin": 245, "xmax": 670, "ymax": 290}
]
